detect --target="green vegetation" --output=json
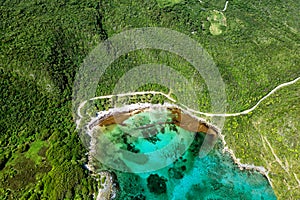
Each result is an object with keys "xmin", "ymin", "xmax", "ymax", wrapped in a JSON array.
[
  {"xmin": 0, "ymin": 70, "xmax": 98, "ymax": 199},
  {"xmin": 156, "ymin": 0, "xmax": 183, "ymax": 8},
  {"xmin": 94, "ymin": 0, "xmax": 300, "ymax": 113},
  {"xmin": 0, "ymin": 0, "xmax": 100, "ymax": 198},
  {"xmin": 223, "ymin": 81, "xmax": 300, "ymax": 199},
  {"xmin": 1, "ymin": 0, "xmax": 299, "ymax": 199},
  {"xmin": 24, "ymin": 140, "xmax": 48, "ymax": 165}
]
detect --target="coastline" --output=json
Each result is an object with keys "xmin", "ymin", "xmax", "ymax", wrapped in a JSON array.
[
  {"xmin": 87, "ymin": 103, "xmax": 220, "ymax": 135},
  {"xmin": 85, "ymin": 103, "xmax": 273, "ymax": 199}
]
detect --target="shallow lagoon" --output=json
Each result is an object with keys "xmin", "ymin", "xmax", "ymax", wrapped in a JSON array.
[{"xmin": 92, "ymin": 109, "xmax": 276, "ymax": 200}]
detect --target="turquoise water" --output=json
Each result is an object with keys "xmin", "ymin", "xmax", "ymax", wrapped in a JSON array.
[{"xmin": 93, "ymin": 110, "xmax": 276, "ymax": 200}]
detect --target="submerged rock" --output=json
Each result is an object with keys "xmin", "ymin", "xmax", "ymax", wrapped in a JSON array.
[{"xmin": 147, "ymin": 174, "xmax": 167, "ymax": 194}]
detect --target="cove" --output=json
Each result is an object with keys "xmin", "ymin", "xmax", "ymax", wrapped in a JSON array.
[{"xmin": 89, "ymin": 105, "xmax": 276, "ymax": 200}]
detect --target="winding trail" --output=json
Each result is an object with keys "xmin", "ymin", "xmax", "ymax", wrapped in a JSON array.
[
  {"xmin": 222, "ymin": 1, "xmax": 229, "ymax": 12},
  {"xmin": 185, "ymin": 76, "xmax": 300, "ymax": 117},
  {"xmin": 76, "ymin": 91, "xmax": 176, "ymax": 119},
  {"xmin": 77, "ymin": 76, "xmax": 300, "ymax": 121}
]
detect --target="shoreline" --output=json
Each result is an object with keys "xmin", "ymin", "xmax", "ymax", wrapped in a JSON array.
[
  {"xmin": 87, "ymin": 103, "xmax": 220, "ymax": 135},
  {"xmin": 85, "ymin": 103, "xmax": 273, "ymax": 198}
]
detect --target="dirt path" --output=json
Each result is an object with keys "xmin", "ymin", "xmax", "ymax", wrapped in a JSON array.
[{"xmin": 77, "ymin": 76, "xmax": 300, "ymax": 121}]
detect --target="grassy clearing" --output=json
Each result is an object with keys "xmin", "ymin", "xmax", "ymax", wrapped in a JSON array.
[
  {"xmin": 156, "ymin": 0, "xmax": 184, "ymax": 8},
  {"xmin": 207, "ymin": 10, "xmax": 227, "ymax": 35},
  {"xmin": 24, "ymin": 140, "xmax": 48, "ymax": 165}
]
